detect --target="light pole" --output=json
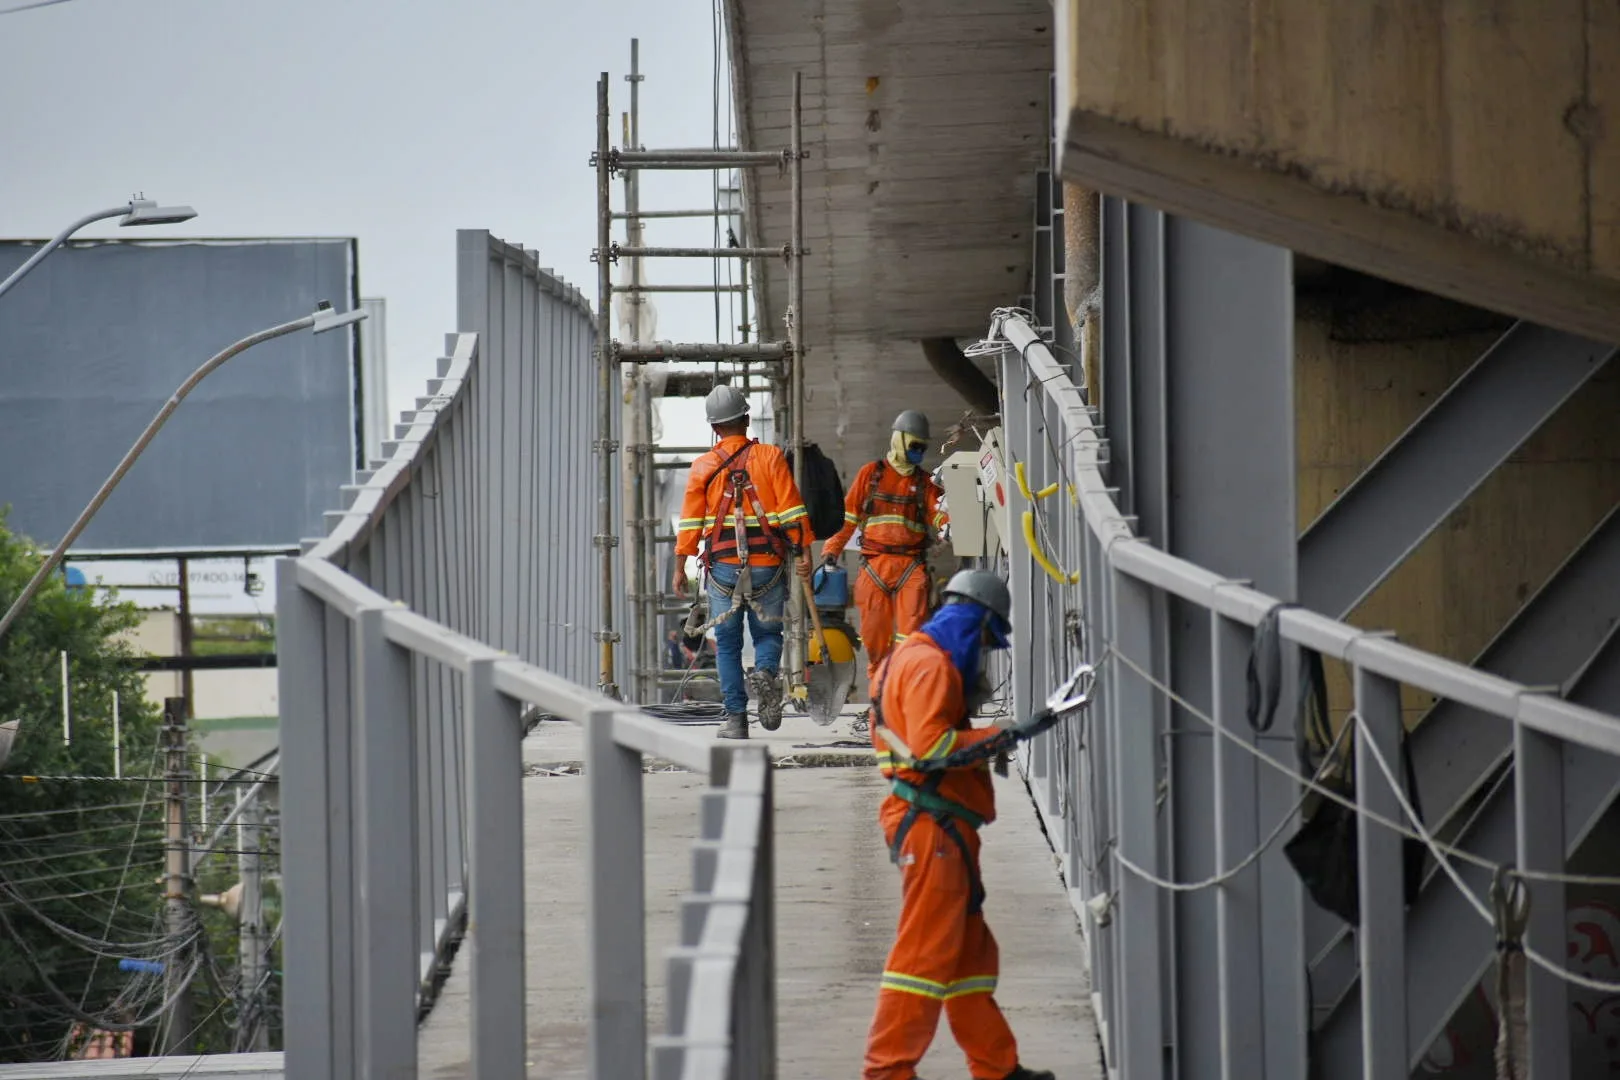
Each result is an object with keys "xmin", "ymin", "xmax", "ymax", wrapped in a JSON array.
[
  {"xmin": 0, "ymin": 302, "xmax": 367, "ymax": 644},
  {"xmin": 0, "ymin": 197, "xmax": 197, "ymax": 303}
]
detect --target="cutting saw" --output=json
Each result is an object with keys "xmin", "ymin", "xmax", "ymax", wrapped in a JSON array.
[{"xmin": 792, "ymin": 575, "xmax": 860, "ymax": 726}]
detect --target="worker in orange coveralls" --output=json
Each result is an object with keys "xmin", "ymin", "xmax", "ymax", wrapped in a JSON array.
[
  {"xmin": 821, "ymin": 410, "xmax": 948, "ymax": 733},
  {"xmin": 864, "ymin": 569, "xmax": 1059, "ymax": 1080}
]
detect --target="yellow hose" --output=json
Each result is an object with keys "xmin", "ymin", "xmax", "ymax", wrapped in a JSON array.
[
  {"xmin": 1022, "ymin": 510, "xmax": 1080, "ymax": 585},
  {"xmin": 1014, "ymin": 459, "xmax": 1060, "ymax": 501}
]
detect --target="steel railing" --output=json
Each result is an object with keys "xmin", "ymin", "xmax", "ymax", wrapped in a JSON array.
[
  {"xmin": 277, "ymin": 248, "xmax": 776, "ymax": 1079},
  {"xmin": 988, "ymin": 310, "xmax": 1620, "ymax": 1078}
]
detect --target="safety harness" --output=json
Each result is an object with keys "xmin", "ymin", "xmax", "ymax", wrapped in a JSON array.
[
  {"xmin": 870, "ymin": 640, "xmax": 989, "ymax": 916},
  {"xmin": 699, "ymin": 441, "xmax": 790, "ymax": 629},
  {"xmin": 857, "ymin": 460, "xmax": 933, "ymax": 600}
]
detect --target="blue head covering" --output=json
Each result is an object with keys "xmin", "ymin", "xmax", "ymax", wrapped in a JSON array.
[{"xmin": 921, "ymin": 599, "xmax": 1011, "ymax": 686}]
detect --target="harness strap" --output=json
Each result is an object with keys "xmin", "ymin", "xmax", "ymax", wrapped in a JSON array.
[
  {"xmin": 857, "ymin": 460, "xmax": 931, "ymax": 557},
  {"xmin": 889, "ymin": 775, "xmax": 986, "ymax": 916},
  {"xmin": 859, "ymin": 555, "xmax": 924, "ymax": 597},
  {"xmin": 703, "ymin": 442, "xmax": 791, "ymax": 567},
  {"xmin": 871, "ymin": 641, "xmax": 986, "ymax": 916}
]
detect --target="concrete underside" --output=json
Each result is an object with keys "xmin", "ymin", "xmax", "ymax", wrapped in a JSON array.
[
  {"xmin": 725, "ymin": 0, "xmax": 1053, "ymax": 472},
  {"xmin": 416, "ymin": 717, "xmax": 1104, "ymax": 1078},
  {"xmin": 1054, "ymin": 0, "xmax": 1620, "ymax": 343}
]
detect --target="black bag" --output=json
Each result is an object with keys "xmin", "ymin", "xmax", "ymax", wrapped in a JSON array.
[
  {"xmin": 785, "ymin": 442, "xmax": 846, "ymax": 541},
  {"xmin": 1281, "ymin": 647, "xmax": 1426, "ymax": 926}
]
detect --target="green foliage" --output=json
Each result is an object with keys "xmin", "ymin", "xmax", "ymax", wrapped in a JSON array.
[
  {"xmin": 0, "ymin": 516, "xmax": 169, "ymax": 1061},
  {"xmin": 190, "ymin": 617, "xmax": 274, "ymax": 658}
]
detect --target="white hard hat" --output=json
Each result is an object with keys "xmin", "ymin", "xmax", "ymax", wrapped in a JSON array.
[{"xmin": 704, "ymin": 384, "xmax": 750, "ymax": 425}]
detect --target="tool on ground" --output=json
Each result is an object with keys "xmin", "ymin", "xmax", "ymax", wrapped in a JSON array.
[{"xmin": 800, "ymin": 571, "xmax": 858, "ymax": 725}]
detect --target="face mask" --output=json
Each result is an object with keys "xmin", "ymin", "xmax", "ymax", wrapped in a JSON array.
[{"xmin": 905, "ymin": 445, "xmax": 926, "ymax": 466}]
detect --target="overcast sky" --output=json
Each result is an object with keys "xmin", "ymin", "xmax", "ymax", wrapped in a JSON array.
[{"xmin": 2, "ymin": 0, "xmax": 736, "ymax": 441}]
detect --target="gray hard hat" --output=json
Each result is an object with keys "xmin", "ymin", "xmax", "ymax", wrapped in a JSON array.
[
  {"xmin": 892, "ymin": 409, "xmax": 930, "ymax": 440},
  {"xmin": 705, "ymin": 384, "xmax": 750, "ymax": 425},
  {"xmin": 942, "ymin": 569, "xmax": 1012, "ymax": 624}
]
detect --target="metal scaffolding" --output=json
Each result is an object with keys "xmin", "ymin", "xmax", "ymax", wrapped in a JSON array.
[{"xmin": 592, "ymin": 49, "xmax": 806, "ymax": 703}]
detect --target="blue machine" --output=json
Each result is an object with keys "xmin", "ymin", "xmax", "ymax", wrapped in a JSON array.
[{"xmin": 812, "ymin": 565, "xmax": 850, "ymax": 610}]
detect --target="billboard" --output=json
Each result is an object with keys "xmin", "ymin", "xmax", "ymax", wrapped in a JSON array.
[{"xmin": 0, "ymin": 237, "xmax": 361, "ymax": 550}]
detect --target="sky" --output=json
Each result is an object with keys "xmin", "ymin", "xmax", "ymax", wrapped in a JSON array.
[{"xmin": 1, "ymin": 0, "xmax": 739, "ymax": 445}]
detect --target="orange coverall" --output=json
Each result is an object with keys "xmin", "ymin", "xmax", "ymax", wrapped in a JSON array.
[
  {"xmin": 823, "ymin": 460, "xmax": 948, "ymax": 686},
  {"xmin": 864, "ymin": 635, "xmax": 1019, "ymax": 1080}
]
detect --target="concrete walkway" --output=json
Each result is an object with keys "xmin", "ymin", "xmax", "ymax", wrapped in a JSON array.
[{"xmin": 419, "ymin": 715, "xmax": 1105, "ymax": 1079}]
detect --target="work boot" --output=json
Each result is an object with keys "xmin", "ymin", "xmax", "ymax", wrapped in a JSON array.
[
  {"xmin": 748, "ymin": 668, "xmax": 784, "ymax": 731},
  {"xmin": 1002, "ymin": 1067, "xmax": 1056, "ymax": 1080},
  {"xmin": 716, "ymin": 713, "xmax": 749, "ymax": 740}
]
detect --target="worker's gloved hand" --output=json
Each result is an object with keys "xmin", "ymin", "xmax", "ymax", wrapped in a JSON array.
[
  {"xmin": 1006, "ymin": 707, "xmax": 1061, "ymax": 740},
  {"xmin": 822, "ymin": 553, "xmax": 840, "ymax": 569}
]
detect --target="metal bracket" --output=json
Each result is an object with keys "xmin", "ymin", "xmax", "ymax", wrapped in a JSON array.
[
  {"xmin": 593, "ymin": 438, "xmax": 620, "ymax": 453},
  {"xmin": 592, "ymin": 534, "xmax": 620, "ymax": 550},
  {"xmin": 593, "ymin": 630, "xmax": 622, "ymax": 644}
]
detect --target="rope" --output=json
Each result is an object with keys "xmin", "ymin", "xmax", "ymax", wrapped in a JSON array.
[
  {"xmin": 1112, "ymin": 646, "xmax": 1620, "ymax": 891},
  {"xmin": 1113, "ymin": 709, "xmax": 1351, "ymax": 892},
  {"xmin": 1490, "ymin": 867, "xmax": 1530, "ymax": 1080}
]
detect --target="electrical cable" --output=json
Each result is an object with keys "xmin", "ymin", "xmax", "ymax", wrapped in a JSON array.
[{"xmin": 641, "ymin": 701, "xmax": 728, "ymax": 724}]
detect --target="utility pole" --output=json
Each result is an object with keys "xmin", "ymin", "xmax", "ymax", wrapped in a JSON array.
[
  {"xmin": 176, "ymin": 557, "xmax": 195, "ymax": 721},
  {"xmin": 161, "ymin": 696, "xmax": 193, "ymax": 1053},
  {"xmin": 236, "ymin": 792, "xmax": 267, "ymax": 1051}
]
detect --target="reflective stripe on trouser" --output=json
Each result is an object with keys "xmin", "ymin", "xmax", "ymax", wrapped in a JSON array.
[
  {"xmin": 856, "ymin": 553, "xmax": 930, "ymax": 689},
  {"xmin": 863, "ymin": 815, "xmax": 1017, "ymax": 1080}
]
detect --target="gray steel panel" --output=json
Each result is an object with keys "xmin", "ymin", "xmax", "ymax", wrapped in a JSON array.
[
  {"xmin": 1319, "ymin": 625, "xmax": 1620, "ymax": 1076},
  {"xmin": 1162, "ymin": 216, "xmax": 1299, "ymax": 1080},
  {"xmin": 0, "ymin": 239, "xmax": 358, "ymax": 549}
]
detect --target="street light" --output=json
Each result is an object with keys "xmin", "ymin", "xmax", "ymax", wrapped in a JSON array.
[
  {"xmin": 0, "ymin": 302, "xmax": 368, "ymax": 644},
  {"xmin": 0, "ymin": 196, "xmax": 198, "ymax": 303}
]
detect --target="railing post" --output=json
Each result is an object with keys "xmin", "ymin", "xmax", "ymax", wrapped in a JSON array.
[
  {"xmin": 277, "ymin": 564, "xmax": 342, "ymax": 1080},
  {"xmin": 354, "ymin": 606, "xmax": 419, "ymax": 1080},
  {"xmin": 464, "ymin": 657, "xmax": 526, "ymax": 1078},
  {"xmin": 1353, "ymin": 664, "xmax": 1407, "ymax": 1078},
  {"xmin": 1111, "ymin": 566, "xmax": 1165, "ymax": 1076},
  {"xmin": 1211, "ymin": 612, "xmax": 1264, "ymax": 1077},
  {"xmin": 586, "ymin": 708, "xmax": 647, "ymax": 1080},
  {"xmin": 1514, "ymin": 716, "xmax": 1568, "ymax": 1076},
  {"xmin": 741, "ymin": 747, "xmax": 777, "ymax": 1079}
]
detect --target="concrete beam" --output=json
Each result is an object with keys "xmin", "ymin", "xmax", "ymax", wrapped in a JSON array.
[
  {"xmin": 1058, "ymin": 111, "xmax": 1620, "ymax": 345},
  {"xmin": 1299, "ymin": 322, "xmax": 1615, "ymax": 618}
]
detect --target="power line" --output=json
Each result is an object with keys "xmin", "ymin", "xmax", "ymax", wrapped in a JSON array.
[{"xmin": 0, "ymin": 0, "xmax": 86, "ymax": 16}]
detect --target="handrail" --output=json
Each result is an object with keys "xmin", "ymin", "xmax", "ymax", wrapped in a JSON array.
[
  {"xmin": 990, "ymin": 309, "xmax": 1620, "ymax": 1078},
  {"xmin": 995, "ymin": 311, "xmax": 1620, "ymax": 754},
  {"xmin": 280, "ymin": 282, "xmax": 775, "ymax": 1078}
]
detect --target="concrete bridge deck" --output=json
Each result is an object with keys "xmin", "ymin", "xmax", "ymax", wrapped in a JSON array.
[{"xmin": 417, "ymin": 712, "xmax": 1106, "ymax": 1079}]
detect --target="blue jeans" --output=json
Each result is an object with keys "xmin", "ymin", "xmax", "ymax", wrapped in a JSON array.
[{"xmin": 706, "ymin": 560, "xmax": 786, "ymax": 715}]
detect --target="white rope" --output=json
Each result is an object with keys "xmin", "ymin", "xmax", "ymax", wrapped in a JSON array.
[
  {"xmin": 1113, "ymin": 718, "xmax": 1350, "ymax": 892},
  {"xmin": 1111, "ymin": 646, "xmax": 1620, "ymax": 890}
]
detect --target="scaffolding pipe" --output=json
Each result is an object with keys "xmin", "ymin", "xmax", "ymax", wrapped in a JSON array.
[
  {"xmin": 614, "ymin": 149, "xmax": 787, "ymax": 168},
  {"xmin": 595, "ymin": 73, "xmax": 619, "ymax": 697},
  {"xmin": 612, "ymin": 208, "xmax": 730, "ymax": 220},
  {"xmin": 625, "ymin": 39, "xmax": 652, "ymax": 705},
  {"xmin": 614, "ymin": 342, "xmax": 788, "ymax": 362},
  {"xmin": 612, "ymin": 283, "xmax": 747, "ymax": 294},
  {"xmin": 788, "ymin": 70, "xmax": 808, "ymax": 691},
  {"xmin": 612, "ymin": 244, "xmax": 790, "ymax": 261}
]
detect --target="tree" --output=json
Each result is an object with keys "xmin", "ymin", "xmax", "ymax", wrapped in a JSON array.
[{"xmin": 0, "ymin": 514, "xmax": 170, "ymax": 1062}]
